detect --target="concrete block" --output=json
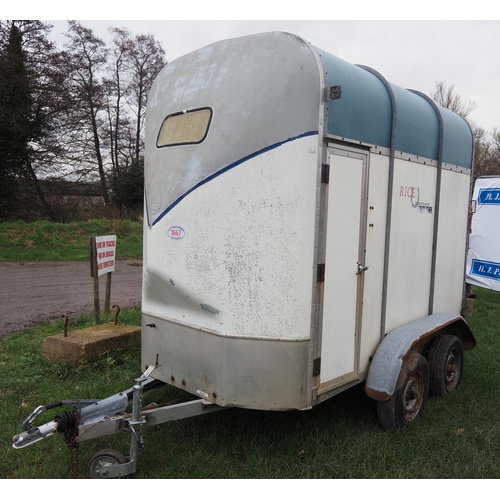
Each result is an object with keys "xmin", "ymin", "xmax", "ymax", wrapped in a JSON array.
[{"xmin": 42, "ymin": 323, "xmax": 141, "ymax": 365}]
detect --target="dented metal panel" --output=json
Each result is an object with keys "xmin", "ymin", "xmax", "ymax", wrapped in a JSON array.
[{"xmin": 141, "ymin": 314, "xmax": 311, "ymax": 411}]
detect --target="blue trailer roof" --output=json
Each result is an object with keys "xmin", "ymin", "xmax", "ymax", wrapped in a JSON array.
[{"xmin": 316, "ymin": 48, "xmax": 474, "ymax": 169}]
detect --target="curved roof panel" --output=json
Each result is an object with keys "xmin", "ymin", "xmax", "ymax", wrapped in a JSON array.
[
  {"xmin": 315, "ymin": 46, "xmax": 473, "ymax": 169},
  {"xmin": 318, "ymin": 50, "xmax": 392, "ymax": 148}
]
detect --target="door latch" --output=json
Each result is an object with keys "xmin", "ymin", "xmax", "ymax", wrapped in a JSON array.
[{"xmin": 357, "ymin": 262, "xmax": 369, "ymax": 275}]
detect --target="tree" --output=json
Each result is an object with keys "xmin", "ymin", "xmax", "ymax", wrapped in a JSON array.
[
  {"xmin": 0, "ymin": 20, "xmax": 61, "ymax": 220},
  {"xmin": 105, "ymin": 27, "xmax": 165, "ymax": 172},
  {"xmin": 432, "ymin": 81, "xmax": 500, "ymax": 182},
  {"xmin": 432, "ymin": 81, "xmax": 477, "ymax": 119},
  {"xmin": 63, "ymin": 23, "xmax": 165, "ymax": 209},
  {"xmin": 125, "ymin": 32, "xmax": 165, "ymax": 162},
  {"xmin": 63, "ymin": 20, "xmax": 111, "ymax": 204},
  {"xmin": 112, "ymin": 157, "xmax": 144, "ymax": 209},
  {"xmin": 103, "ymin": 26, "xmax": 165, "ymax": 209},
  {"xmin": 105, "ymin": 27, "xmax": 133, "ymax": 182},
  {"xmin": 1, "ymin": 20, "xmax": 166, "ymax": 220},
  {"xmin": 0, "ymin": 23, "xmax": 27, "ymax": 218}
]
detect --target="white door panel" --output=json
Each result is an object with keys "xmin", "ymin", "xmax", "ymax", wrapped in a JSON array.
[{"xmin": 320, "ymin": 149, "xmax": 367, "ymax": 386}]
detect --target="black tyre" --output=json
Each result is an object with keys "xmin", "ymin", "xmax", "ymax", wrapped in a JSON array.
[
  {"xmin": 88, "ymin": 448, "xmax": 127, "ymax": 479},
  {"xmin": 377, "ymin": 352, "xmax": 429, "ymax": 430},
  {"xmin": 428, "ymin": 334, "xmax": 464, "ymax": 397}
]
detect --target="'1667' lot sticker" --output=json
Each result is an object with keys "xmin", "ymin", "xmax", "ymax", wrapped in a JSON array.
[{"xmin": 167, "ymin": 226, "xmax": 185, "ymax": 239}]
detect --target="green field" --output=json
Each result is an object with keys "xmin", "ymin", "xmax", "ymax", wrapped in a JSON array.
[
  {"xmin": 1, "ymin": 286, "xmax": 500, "ymax": 479},
  {"xmin": 0, "ymin": 220, "xmax": 143, "ymax": 262}
]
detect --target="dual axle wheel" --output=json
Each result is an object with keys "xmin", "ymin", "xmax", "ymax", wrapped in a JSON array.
[{"xmin": 377, "ymin": 334, "xmax": 464, "ymax": 430}]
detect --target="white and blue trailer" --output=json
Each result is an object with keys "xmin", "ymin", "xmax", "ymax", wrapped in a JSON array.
[
  {"xmin": 467, "ymin": 176, "xmax": 500, "ymax": 291},
  {"xmin": 13, "ymin": 32, "xmax": 477, "ymax": 477}
]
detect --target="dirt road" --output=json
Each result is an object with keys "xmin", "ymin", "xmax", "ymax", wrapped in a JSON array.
[{"xmin": 0, "ymin": 260, "xmax": 143, "ymax": 336}]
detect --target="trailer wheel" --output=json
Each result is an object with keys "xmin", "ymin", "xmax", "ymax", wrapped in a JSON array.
[
  {"xmin": 428, "ymin": 334, "xmax": 464, "ymax": 397},
  {"xmin": 377, "ymin": 352, "xmax": 429, "ymax": 430},
  {"xmin": 88, "ymin": 448, "xmax": 126, "ymax": 479}
]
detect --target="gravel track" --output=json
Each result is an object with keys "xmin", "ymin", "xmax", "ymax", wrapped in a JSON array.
[{"xmin": 0, "ymin": 260, "xmax": 143, "ymax": 336}]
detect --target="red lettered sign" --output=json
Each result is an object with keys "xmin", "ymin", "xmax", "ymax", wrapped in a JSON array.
[{"xmin": 95, "ymin": 235, "xmax": 116, "ymax": 276}]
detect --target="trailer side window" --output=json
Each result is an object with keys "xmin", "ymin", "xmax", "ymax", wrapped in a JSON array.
[{"xmin": 156, "ymin": 107, "xmax": 212, "ymax": 147}]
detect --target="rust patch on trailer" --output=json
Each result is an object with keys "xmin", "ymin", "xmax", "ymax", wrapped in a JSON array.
[
  {"xmin": 365, "ymin": 387, "xmax": 391, "ymax": 401},
  {"xmin": 407, "ymin": 317, "xmax": 476, "ymax": 352},
  {"xmin": 365, "ymin": 314, "xmax": 475, "ymax": 402}
]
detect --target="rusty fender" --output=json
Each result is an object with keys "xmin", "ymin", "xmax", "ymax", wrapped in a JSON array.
[{"xmin": 365, "ymin": 312, "xmax": 475, "ymax": 402}]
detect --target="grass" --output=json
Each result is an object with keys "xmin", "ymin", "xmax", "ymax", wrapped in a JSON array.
[
  {"xmin": 1, "ymin": 287, "xmax": 500, "ymax": 479},
  {"xmin": 0, "ymin": 219, "xmax": 143, "ymax": 262}
]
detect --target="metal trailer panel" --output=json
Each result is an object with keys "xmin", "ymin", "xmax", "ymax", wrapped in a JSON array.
[
  {"xmin": 439, "ymin": 106, "xmax": 475, "ymax": 169},
  {"xmin": 358, "ymin": 153, "xmax": 390, "ymax": 373},
  {"xmin": 385, "ymin": 158, "xmax": 437, "ymax": 332},
  {"xmin": 317, "ymin": 47, "xmax": 473, "ymax": 170},
  {"xmin": 316, "ymin": 49, "xmax": 392, "ymax": 148},
  {"xmin": 142, "ymin": 136, "xmax": 318, "ymax": 339},
  {"xmin": 145, "ymin": 32, "xmax": 322, "ymax": 227},
  {"xmin": 141, "ymin": 315, "xmax": 311, "ymax": 410},
  {"xmin": 433, "ymin": 169, "xmax": 472, "ymax": 312},
  {"xmin": 142, "ymin": 136, "xmax": 319, "ymax": 409},
  {"xmin": 143, "ymin": 32, "xmax": 324, "ymax": 410},
  {"xmin": 389, "ymin": 84, "xmax": 439, "ymax": 161}
]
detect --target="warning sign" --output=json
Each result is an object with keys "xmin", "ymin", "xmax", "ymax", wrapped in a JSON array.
[{"xmin": 95, "ymin": 235, "xmax": 116, "ymax": 276}]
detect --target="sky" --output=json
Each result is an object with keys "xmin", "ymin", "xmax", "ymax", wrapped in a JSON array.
[{"xmin": 5, "ymin": 3, "xmax": 500, "ymax": 134}]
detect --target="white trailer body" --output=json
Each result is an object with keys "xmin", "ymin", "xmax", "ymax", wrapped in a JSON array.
[{"xmin": 141, "ymin": 32, "xmax": 475, "ymax": 415}]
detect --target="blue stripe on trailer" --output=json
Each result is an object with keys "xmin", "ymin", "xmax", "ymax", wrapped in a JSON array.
[{"xmin": 151, "ymin": 131, "xmax": 319, "ymax": 226}]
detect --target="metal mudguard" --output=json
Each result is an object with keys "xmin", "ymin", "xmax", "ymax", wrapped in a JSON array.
[{"xmin": 365, "ymin": 312, "xmax": 475, "ymax": 402}]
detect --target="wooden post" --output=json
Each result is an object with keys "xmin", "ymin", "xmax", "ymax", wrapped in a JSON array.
[
  {"xmin": 90, "ymin": 234, "xmax": 100, "ymax": 325},
  {"xmin": 104, "ymin": 272, "xmax": 112, "ymax": 315}
]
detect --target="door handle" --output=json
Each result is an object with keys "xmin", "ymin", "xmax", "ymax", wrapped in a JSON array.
[{"xmin": 357, "ymin": 262, "xmax": 369, "ymax": 275}]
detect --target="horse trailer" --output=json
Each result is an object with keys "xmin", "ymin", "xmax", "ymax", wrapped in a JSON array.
[{"xmin": 13, "ymin": 32, "xmax": 476, "ymax": 478}]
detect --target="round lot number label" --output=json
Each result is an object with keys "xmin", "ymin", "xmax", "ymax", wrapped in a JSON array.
[{"xmin": 167, "ymin": 226, "xmax": 185, "ymax": 239}]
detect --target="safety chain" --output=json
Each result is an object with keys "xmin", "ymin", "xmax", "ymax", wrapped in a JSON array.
[
  {"xmin": 63, "ymin": 407, "xmax": 80, "ymax": 479},
  {"xmin": 136, "ymin": 389, "xmax": 144, "ymax": 449}
]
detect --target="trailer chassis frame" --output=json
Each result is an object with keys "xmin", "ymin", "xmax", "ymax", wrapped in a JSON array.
[{"xmin": 12, "ymin": 366, "xmax": 227, "ymax": 478}]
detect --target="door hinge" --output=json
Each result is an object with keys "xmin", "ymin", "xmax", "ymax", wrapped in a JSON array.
[
  {"xmin": 321, "ymin": 163, "xmax": 330, "ymax": 184},
  {"xmin": 313, "ymin": 357, "xmax": 321, "ymax": 377},
  {"xmin": 317, "ymin": 263, "xmax": 325, "ymax": 282}
]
